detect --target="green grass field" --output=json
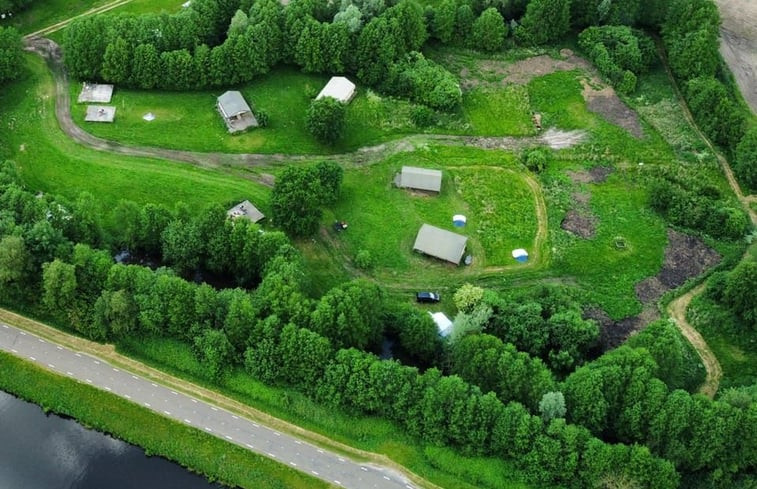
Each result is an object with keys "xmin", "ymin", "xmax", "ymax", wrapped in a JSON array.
[
  {"xmin": 4, "ymin": 54, "xmax": 269, "ymax": 228},
  {"xmin": 0, "ymin": 351, "xmax": 327, "ymax": 489},
  {"xmin": 117, "ymin": 335, "xmax": 536, "ymax": 489}
]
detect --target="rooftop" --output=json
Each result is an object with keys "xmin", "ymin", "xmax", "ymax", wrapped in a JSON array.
[
  {"xmin": 413, "ymin": 224, "xmax": 468, "ymax": 264},
  {"xmin": 394, "ymin": 166, "xmax": 443, "ymax": 193}
]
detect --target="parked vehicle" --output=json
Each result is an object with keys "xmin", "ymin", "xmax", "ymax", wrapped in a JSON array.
[{"xmin": 416, "ymin": 291, "xmax": 441, "ymax": 303}]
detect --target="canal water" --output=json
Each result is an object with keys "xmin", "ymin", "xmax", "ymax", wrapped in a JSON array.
[{"xmin": 0, "ymin": 390, "xmax": 226, "ymax": 489}]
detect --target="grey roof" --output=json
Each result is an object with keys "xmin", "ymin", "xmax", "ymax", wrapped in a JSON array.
[
  {"xmin": 316, "ymin": 76, "xmax": 356, "ymax": 104},
  {"xmin": 227, "ymin": 200, "xmax": 265, "ymax": 223},
  {"xmin": 413, "ymin": 224, "xmax": 468, "ymax": 264},
  {"xmin": 217, "ymin": 91, "xmax": 252, "ymax": 119},
  {"xmin": 395, "ymin": 166, "xmax": 442, "ymax": 192}
]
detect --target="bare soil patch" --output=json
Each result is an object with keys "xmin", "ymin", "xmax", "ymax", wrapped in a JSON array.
[
  {"xmin": 567, "ymin": 166, "xmax": 613, "ymax": 184},
  {"xmin": 500, "ymin": 50, "xmax": 593, "ymax": 85},
  {"xmin": 561, "ymin": 210, "xmax": 596, "ymax": 238},
  {"xmin": 581, "ymin": 80, "xmax": 644, "ymax": 138},
  {"xmin": 594, "ymin": 229, "xmax": 721, "ymax": 349}
]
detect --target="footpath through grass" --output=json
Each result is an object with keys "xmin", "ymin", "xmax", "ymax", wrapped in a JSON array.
[
  {"xmin": 0, "ymin": 351, "xmax": 327, "ymax": 489},
  {"xmin": 118, "ymin": 335, "xmax": 537, "ymax": 489}
]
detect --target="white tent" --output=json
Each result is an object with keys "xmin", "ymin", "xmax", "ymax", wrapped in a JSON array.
[
  {"xmin": 316, "ymin": 76, "xmax": 357, "ymax": 104},
  {"xmin": 428, "ymin": 312, "xmax": 453, "ymax": 337}
]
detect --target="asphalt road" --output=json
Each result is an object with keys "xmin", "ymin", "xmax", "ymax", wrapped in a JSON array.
[{"xmin": 0, "ymin": 323, "xmax": 416, "ymax": 489}]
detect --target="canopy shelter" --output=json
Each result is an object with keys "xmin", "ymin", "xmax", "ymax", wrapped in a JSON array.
[
  {"xmin": 316, "ymin": 76, "xmax": 357, "ymax": 104},
  {"xmin": 429, "ymin": 312, "xmax": 453, "ymax": 337},
  {"xmin": 413, "ymin": 224, "xmax": 468, "ymax": 265},
  {"xmin": 217, "ymin": 90, "xmax": 258, "ymax": 133},
  {"xmin": 512, "ymin": 248, "xmax": 529, "ymax": 263},
  {"xmin": 452, "ymin": 214, "xmax": 467, "ymax": 227},
  {"xmin": 394, "ymin": 166, "xmax": 442, "ymax": 193},
  {"xmin": 227, "ymin": 200, "xmax": 265, "ymax": 223}
]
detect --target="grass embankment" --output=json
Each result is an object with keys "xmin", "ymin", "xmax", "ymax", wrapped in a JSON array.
[
  {"xmin": 118, "ymin": 336, "xmax": 536, "ymax": 489},
  {"xmin": 0, "ymin": 351, "xmax": 328, "ymax": 489},
  {"xmin": 5, "ymin": 55, "xmax": 269, "ymax": 226}
]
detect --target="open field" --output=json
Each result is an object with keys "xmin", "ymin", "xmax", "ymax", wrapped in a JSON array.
[
  {"xmin": 3, "ymin": 54, "xmax": 270, "ymax": 228},
  {"xmin": 0, "ymin": 351, "xmax": 328, "ymax": 489}
]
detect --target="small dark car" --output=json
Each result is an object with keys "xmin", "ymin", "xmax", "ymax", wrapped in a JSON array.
[{"xmin": 416, "ymin": 291, "xmax": 441, "ymax": 303}]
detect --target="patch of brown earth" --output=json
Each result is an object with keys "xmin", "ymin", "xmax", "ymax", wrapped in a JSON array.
[
  {"xmin": 581, "ymin": 80, "xmax": 644, "ymax": 138},
  {"xmin": 589, "ymin": 166, "xmax": 613, "ymax": 183},
  {"xmin": 501, "ymin": 50, "xmax": 593, "ymax": 85},
  {"xmin": 594, "ymin": 229, "xmax": 721, "ymax": 350},
  {"xmin": 561, "ymin": 210, "xmax": 596, "ymax": 238}
]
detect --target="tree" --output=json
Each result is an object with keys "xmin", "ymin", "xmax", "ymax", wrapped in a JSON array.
[
  {"xmin": 356, "ymin": 16, "xmax": 398, "ymax": 86},
  {"xmin": 193, "ymin": 328, "xmax": 234, "ymax": 380},
  {"xmin": 0, "ymin": 27, "xmax": 22, "ymax": 85},
  {"xmin": 472, "ymin": 8, "xmax": 506, "ymax": 53},
  {"xmin": 227, "ymin": 9, "xmax": 249, "ymax": 37},
  {"xmin": 313, "ymin": 160, "xmax": 343, "ymax": 204},
  {"xmin": 271, "ymin": 165, "xmax": 324, "ymax": 237},
  {"xmin": 431, "ymin": 0, "xmax": 455, "ymax": 44},
  {"xmin": 131, "ymin": 43, "xmax": 161, "ymax": 89},
  {"xmin": 385, "ymin": 0, "xmax": 428, "ymax": 53},
  {"xmin": 41, "ymin": 259, "xmax": 77, "ymax": 321},
  {"xmin": 453, "ymin": 283, "xmax": 485, "ymax": 313},
  {"xmin": 136, "ymin": 203, "xmax": 173, "ymax": 256},
  {"xmin": 295, "ymin": 19, "xmax": 327, "ymax": 73},
  {"xmin": 161, "ymin": 219, "xmax": 202, "ymax": 277},
  {"xmin": 734, "ymin": 126, "xmax": 757, "ymax": 190},
  {"xmin": 101, "ymin": 37, "xmax": 131, "ymax": 84},
  {"xmin": 310, "ymin": 279, "xmax": 384, "ymax": 350},
  {"xmin": 723, "ymin": 261, "xmax": 757, "ymax": 327},
  {"xmin": 333, "ymin": 4, "xmax": 363, "ymax": 33},
  {"xmin": 539, "ymin": 391, "xmax": 567, "ymax": 422},
  {"xmin": 0, "ymin": 235, "xmax": 29, "ymax": 296},
  {"xmin": 306, "ymin": 96, "xmax": 347, "ymax": 145},
  {"xmin": 515, "ymin": 0, "xmax": 570, "ymax": 46}
]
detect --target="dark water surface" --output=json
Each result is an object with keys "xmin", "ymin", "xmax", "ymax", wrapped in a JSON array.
[{"xmin": 0, "ymin": 390, "xmax": 225, "ymax": 489}]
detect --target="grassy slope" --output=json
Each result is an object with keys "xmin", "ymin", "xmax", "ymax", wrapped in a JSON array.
[
  {"xmin": 0, "ymin": 351, "xmax": 328, "ymax": 489},
  {"xmin": 5, "ymin": 54, "xmax": 269, "ymax": 225},
  {"xmin": 118, "ymin": 335, "xmax": 536, "ymax": 489}
]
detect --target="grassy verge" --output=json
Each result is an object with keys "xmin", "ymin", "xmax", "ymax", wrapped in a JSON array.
[
  {"xmin": 117, "ymin": 335, "xmax": 537, "ymax": 489},
  {"xmin": 0, "ymin": 350, "xmax": 328, "ymax": 489}
]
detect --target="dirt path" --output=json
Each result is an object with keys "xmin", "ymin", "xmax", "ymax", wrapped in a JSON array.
[
  {"xmin": 666, "ymin": 285, "xmax": 723, "ymax": 398},
  {"xmin": 27, "ymin": 0, "xmax": 134, "ymax": 38}
]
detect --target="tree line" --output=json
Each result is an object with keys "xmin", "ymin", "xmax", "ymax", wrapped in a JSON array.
[{"xmin": 0, "ymin": 159, "xmax": 687, "ymax": 488}]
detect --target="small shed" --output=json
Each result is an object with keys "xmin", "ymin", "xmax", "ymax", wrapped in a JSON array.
[
  {"xmin": 78, "ymin": 83, "xmax": 114, "ymax": 103},
  {"xmin": 227, "ymin": 200, "xmax": 265, "ymax": 223},
  {"xmin": 84, "ymin": 105, "xmax": 116, "ymax": 122},
  {"xmin": 428, "ymin": 312, "xmax": 453, "ymax": 337},
  {"xmin": 217, "ymin": 91, "xmax": 258, "ymax": 133},
  {"xmin": 413, "ymin": 224, "xmax": 468, "ymax": 265},
  {"xmin": 316, "ymin": 76, "xmax": 356, "ymax": 104},
  {"xmin": 394, "ymin": 166, "xmax": 442, "ymax": 193}
]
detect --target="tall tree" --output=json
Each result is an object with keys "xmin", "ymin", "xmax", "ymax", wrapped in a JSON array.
[
  {"xmin": 0, "ymin": 26, "xmax": 22, "ymax": 85},
  {"xmin": 515, "ymin": 0, "xmax": 570, "ymax": 45},
  {"xmin": 472, "ymin": 8, "xmax": 506, "ymax": 52}
]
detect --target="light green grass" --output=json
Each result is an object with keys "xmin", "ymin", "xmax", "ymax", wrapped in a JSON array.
[
  {"xmin": 325, "ymin": 147, "xmax": 538, "ymax": 274},
  {"xmin": 0, "ymin": 0, "xmax": 109, "ymax": 34},
  {"xmin": 6, "ymin": 54, "xmax": 269, "ymax": 224},
  {"xmin": 118, "ymin": 335, "xmax": 537, "ymax": 489},
  {"xmin": 463, "ymin": 85, "xmax": 534, "ymax": 136},
  {"xmin": 0, "ymin": 350, "xmax": 327, "ymax": 489}
]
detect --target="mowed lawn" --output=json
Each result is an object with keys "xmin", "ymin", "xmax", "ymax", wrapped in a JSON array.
[
  {"xmin": 324, "ymin": 147, "xmax": 539, "ymax": 277},
  {"xmin": 6, "ymin": 55, "xmax": 268, "ymax": 221}
]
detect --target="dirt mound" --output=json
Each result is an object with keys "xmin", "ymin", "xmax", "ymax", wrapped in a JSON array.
[
  {"xmin": 581, "ymin": 80, "xmax": 644, "ymax": 138},
  {"xmin": 567, "ymin": 166, "xmax": 613, "ymax": 184},
  {"xmin": 561, "ymin": 210, "xmax": 596, "ymax": 238}
]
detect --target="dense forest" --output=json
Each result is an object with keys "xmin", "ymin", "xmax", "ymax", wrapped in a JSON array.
[{"xmin": 0, "ymin": 0, "xmax": 756, "ymax": 487}]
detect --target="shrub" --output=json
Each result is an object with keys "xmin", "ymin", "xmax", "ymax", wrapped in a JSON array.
[
  {"xmin": 410, "ymin": 106, "xmax": 436, "ymax": 127},
  {"xmin": 354, "ymin": 249, "xmax": 374, "ymax": 269},
  {"xmin": 254, "ymin": 108, "xmax": 269, "ymax": 128},
  {"xmin": 306, "ymin": 97, "xmax": 346, "ymax": 144},
  {"xmin": 524, "ymin": 148, "xmax": 549, "ymax": 173},
  {"xmin": 734, "ymin": 126, "xmax": 757, "ymax": 190}
]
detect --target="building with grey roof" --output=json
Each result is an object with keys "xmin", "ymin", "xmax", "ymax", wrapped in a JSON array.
[
  {"xmin": 316, "ymin": 76, "xmax": 356, "ymax": 104},
  {"xmin": 413, "ymin": 224, "xmax": 467, "ymax": 264},
  {"xmin": 217, "ymin": 91, "xmax": 258, "ymax": 133},
  {"xmin": 227, "ymin": 200, "xmax": 265, "ymax": 223},
  {"xmin": 394, "ymin": 166, "xmax": 442, "ymax": 193}
]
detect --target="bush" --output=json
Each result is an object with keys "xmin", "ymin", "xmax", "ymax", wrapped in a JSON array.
[
  {"xmin": 578, "ymin": 25, "xmax": 653, "ymax": 94},
  {"xmin": 254, "ymin": 108, "xmax": 269, "ymax": 128},
  {"xmin": 384, "ymin": 52, "xmax": 461, "ymax": 111},
  {"xmin": 0, "ymin": 26, "xmax": 22, "ymax": 85},
  {"xmin": 524, "ymin": 148, "xmax": 549, "ymax": 173},
  {"xmin": 734, "ymin": 126, "xmax": 757, "ymax": 191},
  {"xmin": 354, "ymin": 249, "xmax": 374, "ymax": 269},
  {"xmin": 617, "ymin": 70, "xmax": 637, "ymax": 94},
  {"xmin": 410, "ymin": 106, "xmax": 436, "ymax": 127},
  {"xmin": 306, "ymin": 97, "xmax": 346, "ymax": 144}
]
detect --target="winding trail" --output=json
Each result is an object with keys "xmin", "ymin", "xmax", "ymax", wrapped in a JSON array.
[
  {"xmin": 27, "ymin": 0, "xmax": 134, "ymax": 38},
  {"xmin": 657, "ymin": 43, "xmax": 756, "ymax": 398}
]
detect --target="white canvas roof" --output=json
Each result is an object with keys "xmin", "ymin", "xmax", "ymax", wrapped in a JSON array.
[
  {"xmin": 227, "ymin": 200, "xmax": 265, "ymax": 223},
  {"xmin": 316, "ymin": 76, "xmax": 356, "ymax": 104},
  {"xmin": 429, "ymin": 312, "xmax": 453, "ymax": 337},
  {"xmin": 413, "ymin": 224, "xmax": 468, "ymax": 264},
  {"xmin": 217, "ymin": 91, "xmax": 252, "ymax": 119},
  {"xmin": 395, "ymin": 166, "xmax": 442, "ymax": 193}
]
